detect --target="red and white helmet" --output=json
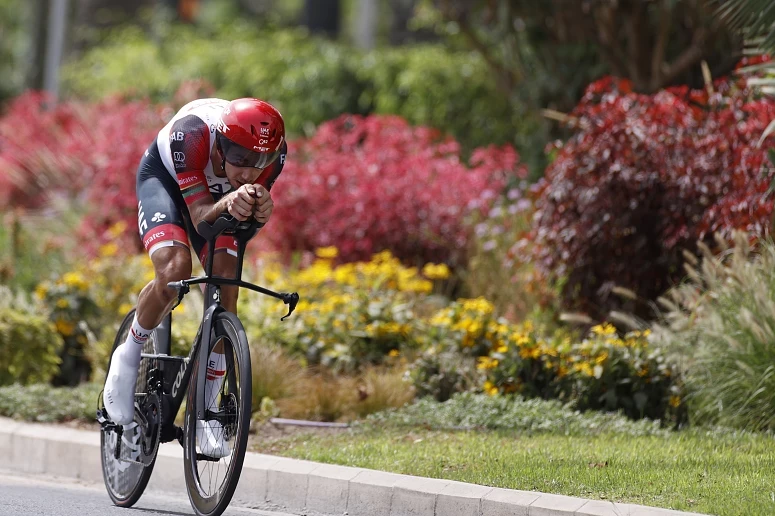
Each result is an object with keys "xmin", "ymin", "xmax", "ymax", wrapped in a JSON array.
[{"xmin": 216, "ymin": 98, "xmax": 285, "ymax": 169}]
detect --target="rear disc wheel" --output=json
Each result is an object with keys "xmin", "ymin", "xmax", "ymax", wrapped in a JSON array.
[{"xmin": 99, "ymin": 309, "xmax": 159, "ymax": 507}]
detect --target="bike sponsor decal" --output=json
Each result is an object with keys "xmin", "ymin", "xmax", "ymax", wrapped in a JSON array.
[{"xmin": 172, "ymin": 323, "xmax": 203, "ymax": 398}]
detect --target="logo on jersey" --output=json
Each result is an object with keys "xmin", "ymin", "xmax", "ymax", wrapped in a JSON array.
[
  {"xmin": 170, "ymin": 131, "xmax": 184, "ymax": 142},
  {"xmin": 151, "ymin": 212, "xmax": 167, "ymax": 223},
  {"xmin": 173, "ymin": 152, "xmax": 185, "ymax": 163},
  {"xmin": 138, "ymin": 201, "xmax": 148, "ymax": 235}
]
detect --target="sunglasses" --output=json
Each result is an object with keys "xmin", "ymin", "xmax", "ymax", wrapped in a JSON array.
[{"xmin": 218, "ymin": 133, "xmax": 280, "ymax": 169}]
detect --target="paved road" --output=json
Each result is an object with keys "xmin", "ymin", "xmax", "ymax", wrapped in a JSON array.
[{"xmin": 0, "ymin": 470, "xmax": 295, "ymax": 516}]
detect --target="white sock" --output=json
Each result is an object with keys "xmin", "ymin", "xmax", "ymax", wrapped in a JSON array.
[
  {"xmin": 205, "ymin": 351, "xmax": 226, "ymax": 410},
  {"xmin": 121, "ymin": 314, "xmax": 153, "ymax": 368}
]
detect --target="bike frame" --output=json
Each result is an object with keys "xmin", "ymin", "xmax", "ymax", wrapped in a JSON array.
[{"xmin": 138, "ymin": 216, "xmax": 298, "ymax": 437}]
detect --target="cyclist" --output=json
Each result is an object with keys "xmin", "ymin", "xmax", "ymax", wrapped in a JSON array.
[{"xmin": 103, "ymin": 98, "xmax": 287, "ymax": 458}]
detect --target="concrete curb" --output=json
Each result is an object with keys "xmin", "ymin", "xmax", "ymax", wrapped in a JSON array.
[{"xmin": 0, "ymin": 418, "xmax": 707, "ymax": 516}]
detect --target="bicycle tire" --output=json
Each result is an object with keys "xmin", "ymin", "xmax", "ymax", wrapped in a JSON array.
[
  {"xmin": 183, "ymin": 311, "xmax": 252, "ymax": 516},
  {"xmin": 99, "ymin": 308, "xmax": 158, "ymax": 507}
]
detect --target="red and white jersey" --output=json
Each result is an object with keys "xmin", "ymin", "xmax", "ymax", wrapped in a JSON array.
[
  {"xmin": 156, "ymin": 98, "xmax": 231, "ymax": 202},
  {"xmin": 153, "ymin": 98, "xmax": 286, "ymax": 206}
]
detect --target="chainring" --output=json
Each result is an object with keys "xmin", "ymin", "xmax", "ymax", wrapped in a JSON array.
[{"xmin": 135, "ymin": 390, "xmax": 162, "ymax": 466}]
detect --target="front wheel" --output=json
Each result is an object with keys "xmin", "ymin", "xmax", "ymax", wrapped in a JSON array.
[{"xmin": 183, "ymin": 311, "xmax": 252, "ymax": 516}]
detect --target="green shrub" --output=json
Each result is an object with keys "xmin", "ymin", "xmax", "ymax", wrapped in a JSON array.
[
  {"xmin": 357, "ymin": 45, "xmax": 521, "ymax": 149},
  {"xmin": 62, "ymin": 24, "xmax": 366, "ymax": 136},
  {"xmin": 367, "ymin": 392, "xmax": 669, "ymax": 437},
  {"xmin": 0, "ymin": 289, "xmax": 64, "ymax": 386},
  {"xmin": 407, "ymin": 348, "xmax": 481, "ymax": 402},
  {"xmin": 409, "ymin": 296, "xmax": 684, "ymax": 423},
  {"xmin": 0, "ymin": 382, "xmax": 101, "ymax": 422},
  {"xmin": 244, "ymin": 249, "xmax": 441, "ymax": 373},
  {"xmin": 653, "ymin": 232, "xmax": 775, "ymax": 431},
  {"xmin": 61, "ymin": 23, "xmax": 524, "ymax": 149}
]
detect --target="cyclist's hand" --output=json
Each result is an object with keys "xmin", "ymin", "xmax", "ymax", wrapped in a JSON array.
[
  {"xmin": 226, "ymin": 184, "xmax": 258, "ymax": 221},
  {"xmin": 252, "ymin": 184, "xmax": 273, "ymax": 225}
]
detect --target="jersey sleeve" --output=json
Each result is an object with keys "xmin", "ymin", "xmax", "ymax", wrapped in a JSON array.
[
  {"xmin": 255, "ymin": 140, "xmax": 288, "ymax": 192},
  {"xmin": 169, "ymin": 115, "xmax": 212, "ymax": 206}
]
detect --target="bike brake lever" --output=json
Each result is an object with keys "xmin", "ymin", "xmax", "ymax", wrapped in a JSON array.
[{"xmin": 280, "ymin": 292, "xmax": 300, "ymax": 321}]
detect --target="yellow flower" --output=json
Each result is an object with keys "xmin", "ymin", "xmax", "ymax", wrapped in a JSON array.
[
  {"xmin": 591, "ymin": 323, "xmax": 617, "ymax": 336},
  {"xmin": 118, "ymin": 302, "xmax": 134, "ymax": 315},
  {"xmin": 460, "ymin": 297, "xmax": 494, "ymax": 316},
  {"xmin": 495, "ymin": 343, "xmax": 508, "ymax": 353},
  {"xmin": 56, "ymin": 298, "xmax": 69, "ymax": 309},
  {"xmin": 477, "ymin": 356, "xmax": 499, "ymax": 370},
  {"xmin": 422, "ymin": 263, "xmax": 451, "ymax": 280},
  {"xmin": 574, "ymin": 362, "xmax": 594, "ymax": 376},
  {"xmin": 669, "ymin": 395, "xmax": 681, "ymax": 408},
  {"xmin": 107, "ymin": 220, "xmax": 128, "ymax": 238},
  {"xmin": 557, "ymin": 366, "xmax": 568, "ymax": 378},
  {"xmin": 388, "ymin": 349, "xmax": 400, "ymax": 357},
  {"xmin": 34, "ymin": 283, "xmax": 49, "ymax": 300},
  {"xmin": 315, "ymin": 246, "xmax": 339, "ymax": 259},
  {"xmin": 401, "ymin": 279, "xmax": 433, "ymax": 293},
  {"xmin": 595, "ymin": 352, "xmax": 608, "ymax": 364},
  {"xmin": 62, "ymin": 271, "xmax": 88, "ymax": 291},
  {"xmin": 483, "ymin": 380, "xmax": 499, "ymax": 396},
  {"xmin": 55, "ymin": 318, "xmax": 75, "ymax": 337},
  {"xmin": 99, "ymin": 242, "xmax": 119, "ymax": 258}
]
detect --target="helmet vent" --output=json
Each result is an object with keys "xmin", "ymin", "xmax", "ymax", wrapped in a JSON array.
[{"xmin": 250, "ymin": 125, "xmax": 258, "ymax": 137}]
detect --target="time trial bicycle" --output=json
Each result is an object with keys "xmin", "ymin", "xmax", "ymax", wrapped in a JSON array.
[{"xmin": 97, "ymin": 213, "xmax": 299, "ymax": 516}]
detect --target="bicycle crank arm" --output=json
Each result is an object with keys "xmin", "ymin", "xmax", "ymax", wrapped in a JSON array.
[{"xmin": 140, "ymin": 353, "xmax": 189, "ymax": 363}]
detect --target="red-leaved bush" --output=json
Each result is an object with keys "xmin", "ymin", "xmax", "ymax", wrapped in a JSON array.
[
  {"xmin": 0, "ymin": 92, "xmax": 166, "ymax": 253},
  {"xmin": 267, "ymin": 114, "xmax": 525, "ymax": 266},
  {"xmin": 531, "ymin": 68, "xmax": 775, "ymax": 320}
]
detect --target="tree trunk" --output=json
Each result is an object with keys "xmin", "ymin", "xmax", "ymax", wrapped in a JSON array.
[
  {"xmin": 354, "ymin": 0, "xmax": 378, "ymax": 49},
  {"xmin": 26, "ymin": 0, "xmax": 48, "ymax": 90}
]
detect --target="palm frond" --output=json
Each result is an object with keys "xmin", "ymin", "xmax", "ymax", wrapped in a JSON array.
[{"xmin": 717, "ymin": 0, "xmax": 775, "ymax": 53}]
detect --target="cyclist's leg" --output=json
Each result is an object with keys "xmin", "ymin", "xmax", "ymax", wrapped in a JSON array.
[
  {"xmin": 103, "ymin": 142, "xmax": 193, "ymax": 425},
  {"xmin": 191, "ymin": 234, "xmax": 242, "ymax": 314}
]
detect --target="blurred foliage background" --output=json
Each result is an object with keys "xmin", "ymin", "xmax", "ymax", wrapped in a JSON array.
[{"xmin": 6, "ymin": 0, "xmax": 775, "ymax": 435}]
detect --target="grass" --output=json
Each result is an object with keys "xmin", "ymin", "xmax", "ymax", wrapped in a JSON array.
[
  {"xmin": 5, "ymin": 383, "xmax": 775, "ymax": 515},
  {"xmin": 248, "ymin": 394, "xmax": 775, "ymax": 516}
]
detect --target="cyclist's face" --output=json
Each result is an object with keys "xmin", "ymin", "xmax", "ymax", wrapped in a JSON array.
[{"xmin": 223, "ymin": 161, "xmax": 263, "ymax": 189}]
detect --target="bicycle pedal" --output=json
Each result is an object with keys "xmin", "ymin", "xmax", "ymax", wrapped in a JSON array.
[{"xmin": 196, "ymin": 453, "xmax": 221, "ymax": 462}]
